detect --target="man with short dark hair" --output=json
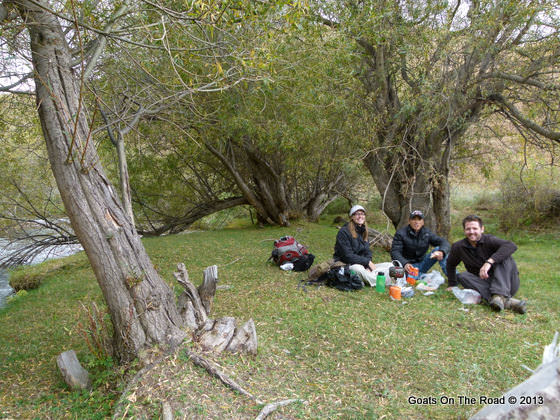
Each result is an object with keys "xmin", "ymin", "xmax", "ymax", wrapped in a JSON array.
[
  {"xmin": 446, "ymin": 215, "xmax": 526, "ymax": 314},
  {"xmin": 391, "ymin": 210, "xmax": 450, "ymax": 276}
]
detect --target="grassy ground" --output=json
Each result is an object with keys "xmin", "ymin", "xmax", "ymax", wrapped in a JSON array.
[{"xmin": 1, "ymin": 211, "xmax": 559, "ymax": 419}]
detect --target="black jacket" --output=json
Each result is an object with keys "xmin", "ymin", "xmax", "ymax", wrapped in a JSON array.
[
  {"xmin": 447, "ymin": 234, "xmax": 517, "ymax": 287},
  {"xmin": 391, "ymin": 225, "xmax": 450, "ymax": 266},
  {"xmin": 333, "ymin": 222, "xmax": 372, "ymax": 267}
]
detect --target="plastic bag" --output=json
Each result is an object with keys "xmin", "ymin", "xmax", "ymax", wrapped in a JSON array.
[
  {"xmin": 401, "ymin": 286, "xmax": 415, "ymax": 298},
  {"xmin": 372, "ymin": 262, "xmax": 393, "ymax": 279},
  {"xmin": 451, "ymin": 287, "xmax": 481, "ymax": 304},
  {"xmin": 279, "ymin": 262, "xmax": 294, "ymax": 271},
  {"xmin": 418, "ymin": 271, "xmax": 446, "ymax": 289}
]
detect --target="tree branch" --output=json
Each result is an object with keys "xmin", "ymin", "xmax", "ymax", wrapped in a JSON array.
[
  {"xmin": 481, "ymin": 72, "xmax": 560, "ymax": 91},
  {"xmin": 82, "ymin": 4, "xmax": 130, "ymax": 79},
  {"xmin": 489, "ymin": 93, "xmax": 560, "ymax": 142},
  {"xmin": 0, "ymin": 73, "xmax": 33, "ymax": 93}
]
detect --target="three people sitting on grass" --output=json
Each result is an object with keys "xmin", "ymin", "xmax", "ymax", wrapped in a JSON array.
[{"xmin": 333, "ymin": 206, "xmax": 526, "ymax": 314}]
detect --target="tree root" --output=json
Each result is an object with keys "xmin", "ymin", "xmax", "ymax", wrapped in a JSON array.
[
  {"xmin": 184, "ymin": 348, "xmax": 261, "ymax": 403},
  {"xmin": 255, "ymin": 399, "xmax": 305, "ymax": 420}
]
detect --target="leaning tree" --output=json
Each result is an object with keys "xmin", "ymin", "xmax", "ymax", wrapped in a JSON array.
[
  {"xmin": 0, "ymin": 0, "xmax": 262, "ymax": 362},
  {"xmin": 0, "ymin": 0, "xmax": 192, "ymax": 362},
  {"xmin": 318, "ymin": 0, "xmax": 560, "ymax": 235}
]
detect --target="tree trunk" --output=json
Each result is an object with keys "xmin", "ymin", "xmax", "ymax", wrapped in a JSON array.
[
  {"xmin": 364, "ymin": 145, "xmax": 444, "ymax": 233},
  {"xmin": 116, "ymin": 133, "xmax": 135, "ymax": 226},
  {"xmin": 16, "ymin": 0, "xmax": 186, "ymax": 363},
  {"xmin": 205, "ymin": 140, "xmax": 290, "ymax": 226}
]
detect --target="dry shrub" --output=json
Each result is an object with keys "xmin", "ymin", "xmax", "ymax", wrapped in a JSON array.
[
  {"xmin": 497, "ymin": 169, "xmax": 560, "ymax": 230},
  {"xmin": 9, "ymin": 272, "xmax": 44, "ymax": 291},
  {"xmin": 76, "ymin": 301, "xmax": 114, "ymax": 360}
]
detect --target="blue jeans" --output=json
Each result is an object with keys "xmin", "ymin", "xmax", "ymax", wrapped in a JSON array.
[{"xmin": 412, "ymin": 246, "xmax": 448, "ymax": 277}]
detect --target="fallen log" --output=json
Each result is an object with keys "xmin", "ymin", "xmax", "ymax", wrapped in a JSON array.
[{"xmin": 367, "ymin": 227, "xmax": 393, "ymax": 252}]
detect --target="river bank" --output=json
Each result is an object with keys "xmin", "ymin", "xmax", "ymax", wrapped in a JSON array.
[{"xmin": 0, "ymin": 239, "xmax": 82, "ymax": 308}]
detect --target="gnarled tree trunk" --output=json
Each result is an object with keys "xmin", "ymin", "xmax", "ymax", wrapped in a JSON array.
[
  {"xmin": 363, "ymin": 132, "xmax": 454, "ymax": 236},
  {"xmin": 15, "ymin": 0, "xmax": 186, "ymax": 363}
]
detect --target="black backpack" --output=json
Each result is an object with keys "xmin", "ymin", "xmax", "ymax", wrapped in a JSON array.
[{"xmin": 324, "ymin": 265, "xmax": 364, "ymax": 291}]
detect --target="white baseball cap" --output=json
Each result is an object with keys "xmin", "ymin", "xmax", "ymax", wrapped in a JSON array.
[{"xmin": 349, "ymin": 205, "xmax": 366, "ymax": 217}]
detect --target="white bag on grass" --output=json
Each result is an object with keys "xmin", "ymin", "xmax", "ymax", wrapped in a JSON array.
[
  {"xmin": 451, "ymin": 287, "xmax": 482, "ymax": 304},
  {"xmin": 372, "ymin": 262, "xmax": 394, "ymax": 280},
  {"xmin": 418, "ymin": 271, "xmax": 446, "ymax": 289}
]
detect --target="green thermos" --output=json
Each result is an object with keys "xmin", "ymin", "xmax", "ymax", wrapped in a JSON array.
[{"xmin": 376, "ymin": 272, "xmax": 386, "ymax": 292}]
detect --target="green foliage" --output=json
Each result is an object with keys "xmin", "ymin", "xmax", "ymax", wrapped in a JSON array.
[
  {"xmin": 0, "ymin": 96, "xmax": 63, "ymax": 231},
  {"xmin": 323, "ymin": 197, "xmax": 350, "ymax": 215},
  {"xmin": 6, "ymin": 289, "xmax": 28, "ymax": 302}
]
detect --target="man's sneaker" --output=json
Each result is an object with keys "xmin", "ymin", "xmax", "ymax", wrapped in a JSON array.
[
  {"xmin": 505, "ymin": 298, "xmax": 527, "ymax": 314},
  {"xmin": 489, "ymin": 294, "xmax": 505, "ymax": 311}
]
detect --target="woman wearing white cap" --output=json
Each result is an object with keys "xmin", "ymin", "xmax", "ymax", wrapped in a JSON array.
[{"xmin": 333, "ymin": 205, "xmax": 377, "ymax": 286}]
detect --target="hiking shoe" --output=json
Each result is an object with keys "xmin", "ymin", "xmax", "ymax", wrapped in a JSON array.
[
  {"xmin": 505, "ymin": 298, "xmax": 527, "ymax": 314},
  {"xmin": 489, "ymin": 294, "xmax": 505, "ymax": 312}
]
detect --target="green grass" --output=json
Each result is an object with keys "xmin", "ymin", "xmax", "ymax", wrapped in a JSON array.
[{"xmin": 1, "ymin": 214, "xmax": 559, "ymax": 419}]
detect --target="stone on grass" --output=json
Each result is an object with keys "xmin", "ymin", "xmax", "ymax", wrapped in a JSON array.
[{"xmin": 56, "ymin": 350, "xmax": 92, "ymax": 390}]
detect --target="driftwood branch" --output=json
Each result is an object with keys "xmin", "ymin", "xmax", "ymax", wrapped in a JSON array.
[
  {"xmin": 174, "ymin": 263, "xmax": 257, "ymax": 355},
  {"xmin": 174, "ymin": 263, "xmax": 208, "ymax": 326},
  {"xmin": 367, "ymin": 227, "xmax": 393, "ymax": 252},
  {"xmin": 198, "ymin": 265, "xmax": 218, "ymax": 314},
  {"xmin": 184, "ymin": 348, "xmax": 260, "ymax": 403},
  {"xmin": 255, "ymin": 399, "xmax": 305, "ymax": 420}
]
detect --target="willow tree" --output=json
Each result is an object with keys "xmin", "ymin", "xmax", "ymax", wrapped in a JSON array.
[
  {"xmin": 0, "ymin": 0, "xmax": 192, "ymax": 362},
  {"xmin": 0, "ymin": 0, "xmax": 307, "ymax": 360},
  {"xmin": 320, "ymin": 0, "xmax": 560, "ymax": 235},
  {"xmin": 201, "ymin": 23, "xmax": 364, "ymax": 225},
  {"xmin": 97, "ymin": 6, "xmax": 364, "ymax": 229}
]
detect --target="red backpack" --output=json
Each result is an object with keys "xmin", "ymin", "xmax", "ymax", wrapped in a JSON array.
[{"xmin": 269, "ymin": 236, "xmax": 309, "ymax": 265}]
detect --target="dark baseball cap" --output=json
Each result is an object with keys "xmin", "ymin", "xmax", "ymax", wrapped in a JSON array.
[{"xmin": 409, "ymin": 210, "xmax": 424, "ymax": 219}]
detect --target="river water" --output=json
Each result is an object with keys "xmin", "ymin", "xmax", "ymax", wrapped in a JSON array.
[
  {"xmin": 0, "ymin": 239, "xmax": 83, "ymax": 309},
  {"xmin": 0, "ymin": 269, "xmax": 12, "ymax": 309}
]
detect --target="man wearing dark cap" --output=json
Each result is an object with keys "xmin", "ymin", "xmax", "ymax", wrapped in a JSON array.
[
  {"xmin": 391, "ymin": 210, "xmax": 450, "ymax": 276},
  {"xmin": 446, "ymin": 215, "xmax": 526, "ymax": 314}
]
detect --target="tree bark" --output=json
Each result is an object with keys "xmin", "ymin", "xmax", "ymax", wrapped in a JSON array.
[
  {"xmin": 14, "ymin": 0, "xmax": 186, "ymax": 363},
  {"xmin": 205, "ymin": 140, "xmax": 290, "ymax": 225},
  {"xmin": 116, "ymin": 132, "xmax": 135, "ymax": 226},
  {"xmin": 364, "ymin": 135, "xmax": 454, "ymax": 237},
  {"xmin": 98, "ymin": 105, "xmax": 135, "ymax": 226}
]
